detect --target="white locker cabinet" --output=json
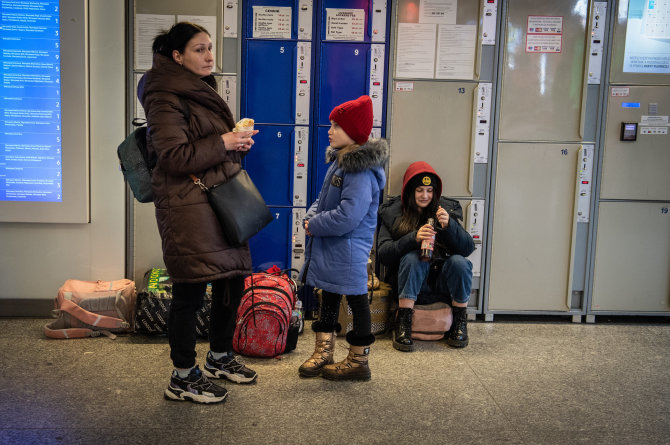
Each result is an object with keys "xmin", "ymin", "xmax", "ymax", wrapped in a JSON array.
[
  {"xmin": 498, "ymin": 0, "xmax": 589, "ymax": 142},
  {"xmin": 488, "ymin": 143, "xmax": 581, "ymax": 311},
  {"xmin": 600, "ymin": 86, "xmax": 670, "ymax": 201},
  {"xmin": 389, "ymin": 81, "xmax": 477, "ymax": 197},
  {"xmin": 591, "ymin": 202, "xmax": 670, "ymax": 312}
]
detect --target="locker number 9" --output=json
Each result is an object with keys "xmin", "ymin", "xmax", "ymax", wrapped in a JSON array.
[{"xmin": 354, "ymin": 49, "xmax": 359, "ymax": 55}]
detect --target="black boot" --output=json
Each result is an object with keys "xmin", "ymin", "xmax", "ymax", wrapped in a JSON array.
[
  {"xmin": 446, "ymin": 306, "xmax": 468, "ymax": 348},
  {"xmin": 393, "ymin": 308, "xmax": 415, "ymax": 352}
]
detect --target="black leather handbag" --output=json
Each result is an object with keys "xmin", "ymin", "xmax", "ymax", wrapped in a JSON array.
[{"xmin": 190, "ymin": 169, "xmax": 272, "ymax": 245}]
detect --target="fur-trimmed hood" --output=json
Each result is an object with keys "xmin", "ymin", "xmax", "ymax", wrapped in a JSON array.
[{"xmin": 325, "ymin": 138, "xmax": 389, "ymax": 173}]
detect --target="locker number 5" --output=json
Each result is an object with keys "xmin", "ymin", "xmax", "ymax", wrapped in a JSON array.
[{"xmin": 280, "ymin": 46, "xmax": 284, "ymax": 53}]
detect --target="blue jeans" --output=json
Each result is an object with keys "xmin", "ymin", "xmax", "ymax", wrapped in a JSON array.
[{"xmin": 397, "ymin": 251, "xmax": 472, "ymax": 305}]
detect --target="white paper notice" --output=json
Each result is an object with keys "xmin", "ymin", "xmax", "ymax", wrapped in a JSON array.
[
  {"xmin": 252, "ymin": 6, "xmax": 292, "ymax": 39},
  {"xmin": 527, "ymin": 16, "xmax": 563, "ymax": 34},
  {"xmin": 178, "ymin": 15, "xmax": 218, "ymax": 66},
  {"xmin": 435, "ymin": 24, "xmax": 476, "ymax": 79},
  {"xmin": 325, "ymin": 9, "xmax": 365, "ymax": 41},
  {"xmin": 395, "ymin": 23, "xmax": 437, "ymax": 78},
  {"xmin": 526, "ymin": 16, "xmax": 562, "ymax": 53},
  {"xmin": 419, "ymin": 0, "xmax": 457, "ymax": 24},
  {"xmin": 526, "ymin": 34, "xmax": 562, "ymax": 53},
  {"xmin": 135, "ymin": 14, "xmax": 175, "ymax": 70},
  {"xmin": 641, "ymin": 115, "xmax": 669, "ymax": 126}
]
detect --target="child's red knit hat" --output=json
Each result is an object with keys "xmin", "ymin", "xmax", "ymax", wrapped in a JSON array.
[{"xmin": 329, "ymin": 95, "xmax": 373, "ymax": 145}]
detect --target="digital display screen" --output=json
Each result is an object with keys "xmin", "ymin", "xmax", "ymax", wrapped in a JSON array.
[
  {"xmin": 621, "ymin": 122, "xmax": 638, "ymax": 141},
  {"xmin": 1, "ymin": 0, "xmax": 62, "ymax": 202},
  {"xmin": 623, "ymin": 0, "xmax": 670, "ymax": 73}
]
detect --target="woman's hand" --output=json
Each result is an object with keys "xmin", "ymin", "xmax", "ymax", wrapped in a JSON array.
[
  {"xmin": 221, "ymin": 129, "xmax": 259, "ymax": 152},
  {"xmin": 415, "ymin": 223, "xmax": 436, "ymax": 243},
  {"xmin": 304, "ymin": 219, "xmax": 312, "ymax": 237},
  {"xmin": 436, "ymin": 206, "xmax": 450, "ymax": 228}
]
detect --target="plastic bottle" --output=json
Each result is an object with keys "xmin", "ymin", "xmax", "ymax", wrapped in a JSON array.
[
  {"xmin": 291, "ymin": 299, "xmax": 304, "ymax": 334},
  {"xmin": 420, "ymin": 218, "xmax": 435, "ymax": 262}
]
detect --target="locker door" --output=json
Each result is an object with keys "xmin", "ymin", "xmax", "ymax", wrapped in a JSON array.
[
  {"xmin": 317, "ymin": 43, "xmax": 370, "ymax": 125},
  {"xmin": 249, "ymin": 207, "xmax": 292, "ymax": 271},
  {"xmin": 498, "ymin": 0, "xmax": 588, "ymax": 142},
  {"xmin": 488, "ymin": 143, "xmax": 580, "ymax": 311},
  {"xmin": 244, "ymin": 124, "xmax": 294, "ymax": 207},
  {"xmin": 388, "ymin": 81, "xmax": 477, "ymax": 197},
  {"xmin": 591, "ymin": 202, "xmax": 670, "ymax": 312},
  {"xmin": 600, "ymin": 86, "xmax": 670, "ymax": 201},
  {"xmin": 311, "ymin": 126, "xmax": 331, "ymax": 202},
  {"xmin": 244, "ymin": 40, "xmax": 296, "ymax": 124}
]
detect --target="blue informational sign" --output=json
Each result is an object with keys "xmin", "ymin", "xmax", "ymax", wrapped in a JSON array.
[{"xmin": 0, "ymin": 0, "xmax": 63, "ymax": 202}]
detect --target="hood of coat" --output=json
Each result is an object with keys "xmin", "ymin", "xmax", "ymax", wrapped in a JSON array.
[
  {"xmin": 325, "ymin": 138, "xmax": 389, "ymax": 173},
  {"xmin": 138, "ymin": 54, "xmax": 234, "ymax": 128},
  {"xmin": 401, "ymin": 161, "xmax": 442, "ymax": 205}
]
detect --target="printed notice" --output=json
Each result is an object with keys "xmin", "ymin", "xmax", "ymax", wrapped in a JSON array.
[
  {"xmin": 395, "ymin": 23, "xmax": 437, "ymax": 78},
  {"xmin": 526, "ymin": 34, "xmax": 562, "ymax": 53},
  {"xmin": 419, "ymin": 0, "xmax": 457, "ymax": 24},
  {"xmin": 326, "ymin": 8, "xmax": 365, "ymax": 41},
  {"xmin": 435, "ymin": 24, "xmax": 476, "ymax": 79},
  {"xmin": 527, "ymin": 16, "xmax": 563, "ymax": 34},
  {"xmin": 1, "ymin": 0, "xmax": 63, "ymax": 202},
  {"xmin": 526, "ymin": 15, "xmax": 563, "ymax": 53},
  {"xmin": 641, "ymin": 115, "xmax": 669, "ymax": 126},
  {"xmin": 252, "ymin": 6, "xmax": 292, "ymax": 39},
  {"xmin": 178, "ymin": 15, "xmax": 217, "ymax": 66},
  {"xmin": 135, "ymin": 14, "xmax": 176, "ymax": 70}
]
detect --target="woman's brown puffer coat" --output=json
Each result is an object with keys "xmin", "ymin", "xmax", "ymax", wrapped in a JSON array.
[{"xmin": 137, "ymin": 54, "xmax": 251, "ymax": 283}]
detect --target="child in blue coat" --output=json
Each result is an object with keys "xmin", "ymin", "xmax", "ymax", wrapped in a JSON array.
[{"xmin": 299, "ymin": 96, "xmax": 388, "ymax": 381}]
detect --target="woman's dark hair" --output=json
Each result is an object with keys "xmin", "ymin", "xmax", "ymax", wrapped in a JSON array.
[
  {"xmin": 392, "ymin": 186, "xmax": 439, "ymax": 238},
  {"xmin": 152, "ymin": 22, "xmax": 210, "ymax": 58}
]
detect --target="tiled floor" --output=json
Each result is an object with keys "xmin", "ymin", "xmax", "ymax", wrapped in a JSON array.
[{"xmin": 0, "ymin": 317, "xmax": 668, "ymax": 444}]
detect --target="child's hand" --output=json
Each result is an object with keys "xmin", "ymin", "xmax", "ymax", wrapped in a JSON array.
[{"xmin": 436, "ymin": 206, "xmax": 450, "ymax": 228}]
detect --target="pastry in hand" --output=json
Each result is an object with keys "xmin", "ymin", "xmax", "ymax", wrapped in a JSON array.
[{"xmin": 234, "ymin": 118, "xmax": 254, "ymax": 133}]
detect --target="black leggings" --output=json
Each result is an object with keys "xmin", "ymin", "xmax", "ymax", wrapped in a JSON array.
[
  {"xmin": 168, "ymin": 276, "xmax": 244, "ymax": 369},
  {"xmin": 320, "ymin": 291, "xmax": 372, "ymax": 340}
]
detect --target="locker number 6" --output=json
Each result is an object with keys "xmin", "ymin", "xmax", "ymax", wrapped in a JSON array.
[{"xmin": 277, "ymin": 131, "xmax": 282, "ymax": 138}]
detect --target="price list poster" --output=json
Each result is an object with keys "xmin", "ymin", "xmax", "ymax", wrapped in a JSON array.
[{"xmin": 1, "ymin": 0, "xmax": 62, "ymax": 202}]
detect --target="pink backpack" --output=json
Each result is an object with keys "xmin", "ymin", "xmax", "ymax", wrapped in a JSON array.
[
  {"xmin": 411, "ymin": 302, "xmax": 453, "ymax": 340},
  {"xmin": 44, "ymin": 279, "xmax": 137, "ymax": 339},
  {"xmin": 233, "ymin": 270, "xmax": 297, "ymax": 357}
]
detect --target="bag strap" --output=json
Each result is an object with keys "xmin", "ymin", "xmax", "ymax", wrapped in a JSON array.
[
  {"xmin": 44, "ymin": 298, "xmax": 128, "ymax": 339},
  {"xmin": 44, "ymin": 322, "xmax": 116, "ymax": 340}
]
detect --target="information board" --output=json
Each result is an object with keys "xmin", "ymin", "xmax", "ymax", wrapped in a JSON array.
[{"xmin": 1, "ymin": 0, "xmax": 62, "ymax": 202}]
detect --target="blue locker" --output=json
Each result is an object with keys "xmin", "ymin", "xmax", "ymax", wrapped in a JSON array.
[
  {"xmin": 244, "ymin": 124, "xmax": 294, "ymax": 207},
  {"xmin": 248, "ymin": 206, "xmax": 292, "ymax": 271},
  {"xmin": 310, "ymin": 126, "xmax": 331, "ymax": 202},
  {"xmin": 317, "ymin": 42, "xmax": 370, "ymax": 125},
  {"xmin": 244, "ymin": 40, "xmax": 296, "ymax": 124}
]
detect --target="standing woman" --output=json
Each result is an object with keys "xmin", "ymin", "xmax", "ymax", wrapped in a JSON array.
[{"xmin": 138, "ymin": 22, "xmax": 258, "ymax": 404}]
